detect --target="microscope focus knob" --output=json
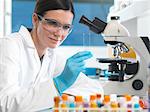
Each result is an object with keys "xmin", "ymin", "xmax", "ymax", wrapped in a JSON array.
[{"xmin": 132, "ymin": 79, "xmax": 143, "ymax": 90}]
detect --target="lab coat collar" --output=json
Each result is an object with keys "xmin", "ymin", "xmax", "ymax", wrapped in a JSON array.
[
  {"xmin": 45, "ymin": 48, "xmax": 55, "ymax": 58},
  {"xmin": 18, "ymin": 25, "xmax": 35, "ymax": 49}
]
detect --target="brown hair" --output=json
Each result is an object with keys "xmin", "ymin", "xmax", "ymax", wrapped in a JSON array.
[{"xmin": 34, "ymin": 0, "xmax": 75, "ymax": 17}]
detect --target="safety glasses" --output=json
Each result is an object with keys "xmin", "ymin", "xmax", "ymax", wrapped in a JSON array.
[{"xmin": 37, "ymin": 14, "xmax": 73, "ymax": 33}]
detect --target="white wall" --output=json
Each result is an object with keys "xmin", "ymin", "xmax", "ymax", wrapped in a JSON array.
[
  {"xmin": 122, "ymin": 0, "xmax": 150, "ymax": 39},
  {"xmin": 108, "ymin": 0, "xmax": 150, "ymax": 39},
  {"xmin": 138, "ymin": 10, "xmax": 150, "ymax": 38},
  {"xmin": 5, "ymin": 0, "xmax": 12, "ymax": 36},
  {"xmin": 0, "ymin": 0, "xmax": 4, "ymax": 37},
  {"xmin": 0, "ymin": 0, "xmax": 12, "ymax": 37}
]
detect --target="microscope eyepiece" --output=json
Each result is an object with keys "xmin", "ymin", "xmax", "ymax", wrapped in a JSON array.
[
  {"xmin": 79, "ymin": 15, "xmax": 107, "ymax": 34},
  {"xmin": 79, "ymin": 15, "xmax": 93, "ymax": 27}
]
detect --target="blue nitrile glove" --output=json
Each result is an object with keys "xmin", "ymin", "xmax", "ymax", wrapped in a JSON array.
[{"xmin": 53, "ymin": 51, "xmax": 93, "ymax": 94}]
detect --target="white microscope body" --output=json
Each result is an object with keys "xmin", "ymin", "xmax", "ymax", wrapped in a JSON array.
[
  {"xmin": 101, "ymin": 16, "xmax": 150, "ymax": 98},
  {"xmin": 102, "ymin": 36, "xmax": 150, "ymax": 98},
  {"xmin": 79, "ymin": 15, "xmax": 150, "ymax": 98}
]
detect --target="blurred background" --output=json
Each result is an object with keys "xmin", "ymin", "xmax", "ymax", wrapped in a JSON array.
[{"xmin": 0, "ymin": 0, "xmax": 113, "ymax": 46}]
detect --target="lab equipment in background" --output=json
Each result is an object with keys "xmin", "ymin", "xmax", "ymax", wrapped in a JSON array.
[
  {"xmin": 83, "ymin": 68, "xmax": 100, "ymax": 79},
  {"xmin": 79, "ymin": 15, "xmax": 150, "ymax": 102},
  {"xmin": 83, "ymin": 68, "xmax": 112, "ymax": 81},
  {"xmin": 82, "ymin": 32, "xmax": 92, "ymax": 50},
  {"xmin": 110, "ymin": 0, "xmax": 133, "ymax": 13}
]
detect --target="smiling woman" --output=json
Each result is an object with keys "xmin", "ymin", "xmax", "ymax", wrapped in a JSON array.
[
  {"xmin": 31, "ymin": 9, "xmax": 74, "ymax": 55},
  {"xmin": 0, "ymin": 0, "xmax": 104, "ymax": 112}
]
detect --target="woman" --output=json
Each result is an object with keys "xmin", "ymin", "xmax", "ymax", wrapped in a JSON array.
[{"xmin": 0, "ymin": 0, "xmax": 103, "ymax": 111}]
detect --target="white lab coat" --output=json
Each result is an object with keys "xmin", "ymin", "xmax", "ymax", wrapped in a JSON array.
[{"xmin": 0, "ymin": 26, "xmax": 103, "ymax": 112}]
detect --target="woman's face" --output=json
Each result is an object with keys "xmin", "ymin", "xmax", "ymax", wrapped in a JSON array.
[{"xmin": 33, "ymin": 10, "xmax": 73, "ymax": 49}]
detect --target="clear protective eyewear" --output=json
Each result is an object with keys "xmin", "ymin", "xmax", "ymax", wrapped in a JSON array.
[{"xmin": 37, "ymin": 14, "xmax": 73, "ymax": 33}]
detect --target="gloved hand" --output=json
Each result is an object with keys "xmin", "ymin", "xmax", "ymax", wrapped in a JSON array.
[{"xmin": 53, "ymin": 51, "xmax": 93, "ymax": 94}]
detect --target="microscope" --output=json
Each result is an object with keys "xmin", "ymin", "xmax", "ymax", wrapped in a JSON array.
[{"xmin": 79, "ymin": 15, "xmax": 150, "ymax": 99}]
